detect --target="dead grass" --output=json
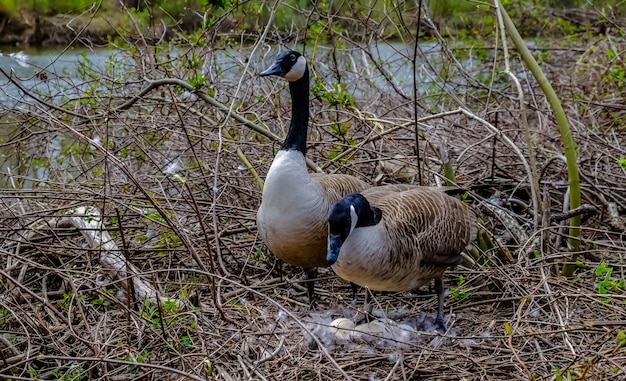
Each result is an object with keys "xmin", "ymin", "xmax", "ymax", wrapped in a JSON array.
[{"xmin": 1, "ymin": 9, "xmax": 626, "ymax": 381}]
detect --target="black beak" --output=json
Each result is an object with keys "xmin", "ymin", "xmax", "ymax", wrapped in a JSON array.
[
  {"xmin": 260, "ymin": 61, "xmax": 283, "ymax": 77},
  {"xmin": 327, "ymin": 234, "xmax": 343, "ymax": 265}
]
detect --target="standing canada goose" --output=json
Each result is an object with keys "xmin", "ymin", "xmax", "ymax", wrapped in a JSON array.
[
  {"xmin": 326, "ymin": 187, "xmax": 477, "ymax": 331},
  {"xmin": 257, "ymin": 50, "xmax": 370, "ymax": 303}
]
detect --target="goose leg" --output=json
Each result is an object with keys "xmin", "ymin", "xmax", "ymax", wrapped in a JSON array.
[
  {"xmin": 354, "ymin": 288, "xmax": 373, "ymax": 325},
  {"xmin": 350, "ymin": 282, "xmax": 360, "ymax": 304},
  {"xmin": 277, "ymin": 259, "xmax": 284, "ymax": 281},
  {"xmin": 434, "ymin": 278, "xmax": 447, "ymax": 333},
  {"xmin": 364, "ymin": 288, "xmax": 373, "ymax": 320},
  {"xmin": 303, "ymin": 270, "xmax": 316, "ymax": 306}
]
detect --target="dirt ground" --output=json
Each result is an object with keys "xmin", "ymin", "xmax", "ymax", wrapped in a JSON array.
[{"xmin": 1, "ymin": 18, "xmax": 626, "ymax": 381}]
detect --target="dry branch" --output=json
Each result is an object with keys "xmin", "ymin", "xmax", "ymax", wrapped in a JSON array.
[
  {"xmin": 1, "ymin": 3, "xmax": 626, "ymax": 379},
  {"xmin": 550, "ymin": 204, "xmax": 598, "ymax": 223}
]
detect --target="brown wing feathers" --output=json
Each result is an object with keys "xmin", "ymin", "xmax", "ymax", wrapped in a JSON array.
[
  {"xmin": 375, "ymin": 189, "xmax": 476, "ymax": 265},
  {"xmin": 311, "ymin": 173, "xmax": 370, "ymax": 202}
]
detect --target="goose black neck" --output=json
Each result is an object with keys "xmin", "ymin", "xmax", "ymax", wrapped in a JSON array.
[
  {"xmin": 281, "ymin": 70, "xmax": 309, "ymax": 154},
  {"xmin": 356, "ymin": 205, "xmax": 382, "ymax": 228}
]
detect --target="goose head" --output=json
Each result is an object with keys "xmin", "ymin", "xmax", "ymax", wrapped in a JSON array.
[
  {"xmin": 260, "ymin": 50, "xmax": 310, "ymax": 153},
  {"xmin": 327, "ymin": 193, "xmax": 382, "ymax": 265},
  {"xmin": 260, "ymin": 50, "xmax": 307, "ymax": 82}
]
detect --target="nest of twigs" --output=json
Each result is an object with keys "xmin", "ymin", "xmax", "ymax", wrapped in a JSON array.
[{"xmin": 1, "ymin": 10, "xmax": 626, "ymax": 381}]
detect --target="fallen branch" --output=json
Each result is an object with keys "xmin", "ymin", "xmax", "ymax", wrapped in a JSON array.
[
  {"xmin": 55, "ymin": 206, "xmax": 170, "ymax": 306},
  {"xmin": 550, "ymin": 204, "xmax": 598, "ymax": 223}
]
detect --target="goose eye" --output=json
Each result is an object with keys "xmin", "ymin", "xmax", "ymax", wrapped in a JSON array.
[{"xmin": 290, "ymin": 54, "xmax": 296, "ymax": 61}]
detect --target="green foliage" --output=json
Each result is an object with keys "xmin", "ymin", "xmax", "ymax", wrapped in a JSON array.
[
  {"xmin": 449, "ymin": 275, "xmax": 471, "ymax": 301},
  {"xmin": 251, "ymin": 246, "xmax": 274, "ymax": 267},
  {"xmin": 552, "ymin": 366, "xmax": 573, "ymax": 381},
  {"xmin": 138, "ymin": 299, "xmax": 161, "ymax": 328},
  {"xmin": 0, "ymin": 0, "xmax": 19, "ymax": 12},
  {"xmin": 617, "ymin": 156, "xmax": 626, "ymax": 169},
  {"xmin": 594, "ymin": 261, "xmax": 626, "ymax": 303},
  {"xmin": 28, "ymin": 363, "xmax": 88, "ymax": 381},
  {"xmin": 203, "ymin": 358, "xmax": 214, "ymax": 373},
  {"xmin": 550, "ymin": 15, "xmax": 580, "ymax": 35},
  {"xmin": 121, "ymin": 349, "xmax": 152, "ymax": 372},
  {"xmin": 3, "ymin": 0, "xmax": 625, "ymax": 44},
  {"xmin": 138, "ymin": 298, "xmax": 183, "ymax": 328},
  {"xmin": 615, "ymin": 330, "xmax": 626, "ymax": 350},
  {"xmin": 205, "ymin": 0, "xmax": 232, "ymax": 10},
  {"xmin": 0, "ymin": 307, "xmax": 9, "ymax": 326},
  {"xmin": 429, "ymin": 0, "xmax": 475, "ymax": 19},
  {"xmin": 29, "ymin": 0, "xmax": 99, "ymax": 13},
  {"xmin": 62, "ymin": 292, "xmax": 74, "ymax": 308},
  {"xmin": 89, "ymin": 296, "xmax": 111, "ymax": 307},
  {"xmin": 0, "ymin": 0, "xmax": 206, "ymax": 25},
  {"xmin": 159, "ymin": 0, "xmax": 191, "ymax": 22},
  {"xmin": 331, "ymin": 122, "xmax": 350, "ymax": 137},
  {"xmin": 311, "ymin": 80, "xmax": 355, "ymax": 108},
  {"xmin": 135, "ymin": 297, "xmax": 201, "ymax": 356},
  {"xmin": 188, "ymin": 73, "xmax": 207, "ymax": 89},
  {"xmin": 52, "ymin": 364, "xmax": 88, "ymax": 381},
  {"xmin": 429, "ymin": 0, "xmax": 477, "ymax": 35},
  {"xmin": 457, "ymin": 192, "xmax": 470, "ymax": 202},
  {"xmin": 610, "ymin": 67, "xmax": 626, "ymax": 82}
]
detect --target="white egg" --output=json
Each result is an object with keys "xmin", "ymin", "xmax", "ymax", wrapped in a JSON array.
[
  {"xmin": 354, "ymin": 319, "xmax": 386, "ymax": 335},
  {"xmin": 330, "ymin": 318, "xmax": 356, "ymax": 339}
]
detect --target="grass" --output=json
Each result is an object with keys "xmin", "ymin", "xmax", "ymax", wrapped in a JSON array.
[
  {"xmin": 0, "ymin": 0, "xmax": 108, "ymax": 13},
  {"xmin": 2, "ymin": 0, "xmax": 626, "ymax": 46}
]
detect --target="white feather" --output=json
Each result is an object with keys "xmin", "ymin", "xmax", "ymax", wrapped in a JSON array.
[
  {"xmin": 284, "ymin": 56, "xmax": 307, "ymax": 81},
  {"xmin": 349, "ymin": 204, "xmax": 358, "ymax": 235}
]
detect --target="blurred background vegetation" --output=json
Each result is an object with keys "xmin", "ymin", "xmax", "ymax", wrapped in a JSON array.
[{"xmin": 0, "ymin": 0, "xmax": 624, "ymax": 46}]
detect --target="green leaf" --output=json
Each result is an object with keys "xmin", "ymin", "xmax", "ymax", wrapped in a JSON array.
[{"xmin": 607, "ymin": 49, "xmax": 616, "ymax": 59}]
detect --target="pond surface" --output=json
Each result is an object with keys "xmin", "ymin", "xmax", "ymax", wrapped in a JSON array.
[
  {"xmin": 0, "ymin": 42, "xmax": 457, "ymax": 108},
  {"xmin": 0, "ymin": 46, "xmax": 123, "ymax": 108},
  {"xmin": 0, "ymin": 42, "xmax": 475, "ymax": 189}
]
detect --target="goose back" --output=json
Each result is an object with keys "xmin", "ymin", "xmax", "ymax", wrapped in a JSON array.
[{"xmin": 330, "ymin": 187, "xmax": 477, "ymax": 291}]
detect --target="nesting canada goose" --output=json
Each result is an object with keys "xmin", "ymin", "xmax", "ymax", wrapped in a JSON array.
[
  {"xmin": 327, "ymin": 186, "xmax": 477, "ymax": 331},
  {"xmin": 257, "ymin": 50, "xmax": 370, "ymax": 303}
]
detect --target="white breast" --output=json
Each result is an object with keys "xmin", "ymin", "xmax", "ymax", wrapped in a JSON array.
[
  {"xmin": 257, "ymin": 150, "xmax": 329, "ymax": 269},
  {"xmin": 259, "ymin": 150, "xmax": 311, "ymax": 209}
]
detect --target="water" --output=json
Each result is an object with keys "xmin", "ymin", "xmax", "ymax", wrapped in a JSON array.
[
  {"xmin": 0, "ymin": 46, "xmax": 123, "ymax": 108},
  {"xmin": 0, "ymin": 42, "xmax": 479, "ymax": 189},
  {"xmin": 0, "ymin": 42, "xmax": 455, "ymax": 109}
]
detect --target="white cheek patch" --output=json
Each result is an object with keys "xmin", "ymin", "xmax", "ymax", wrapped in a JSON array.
[
  {"xmin": 284, "ymin": 56, "xmax": 307, "ymax": 81},
  {"xmin": 349, "ymin": 205, "xmax": 358, "ymax": 235}
]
